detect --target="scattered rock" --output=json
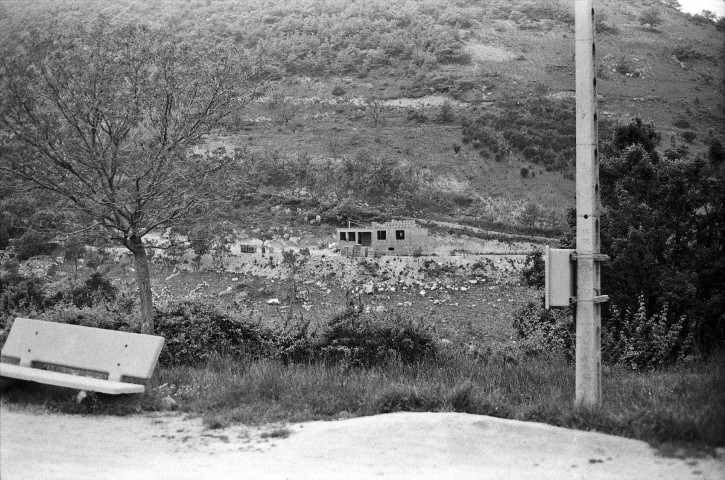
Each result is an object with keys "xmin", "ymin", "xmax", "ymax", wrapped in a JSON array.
[
  {"xmin": 267, "ymin": 298, "xmax": 280, "ymax": 305},
  {"xmin": 165, "ymin": 271, "xmax": 180, "ymax": 281},
  {"xmin": 160, "ymin": 396, "xmax": 178, "ymax": 411},
  {"xmin": 76, "ymin": 391, "xmax": 87, "ymax": 404}
]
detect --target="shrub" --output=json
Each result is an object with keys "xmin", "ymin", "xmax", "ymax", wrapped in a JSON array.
[
  {"xmin": 708, "ymin": 139, "xmax": 724, "ymax": 164},
  {"xmin": 71, "ymin": 272, "xmax": 117, "ymax": 308},
  {"xmin": 638, "ymin": 7, "xmax": 662, "ymax": 30},
  {"xmin": 672, "ymin": 43, "xmax": 703, "ymax": 62},
  {"xmin": 513, "ymin": 300, "xmax": 574, "ymax": 360},
  {"xmin": 603, "ymin": 297, "xmax": 695, "ymax": 370},
  {"xmin": 435, "ymin": 100, "xmax": 455, "ymax": 124},
  {"xmin": 84, "ymin": 249, "xmax": 110, "ymax": 270},
  {"xmin": 672, "ymin": 118, "xmax": 690, "ymax": 129},
  {"xmin": 318, "ymin": 308, "xmax": 437, "ymax": 368},
  {"xmin": 39, "ymin": 302, "xmax": 137, "ymax": 332},
  {"xmin": 0, "ymin": 215, "xmax": 9, "ymax": 250},
  {"xmin": 521, "ymin": 250, "xmax": 544, "ymax": 288},
  {"xmin": 520, "ymin": 167, "xmax": 530, "ymax": 178},
  {"xmin": 406, "ymin": 106, "xmax": 427, "ymax": 123},
  {"xmin": 331, "ymin": 85, "xmax": 346, "ymax": 96},
  {"xmin": 681, "ymin": 130, "xmax": 697, "ymax": 143},
  {"xmin": 154, "ymin": 300, "xmax": 272, "ymax": 365},
  {"xmin": 15, "ymin": 230, "xmax": 57, "ymax": 261},
  {"xmin": 1, "ymin": 275, "xmax": 48, "ymax": 317}
]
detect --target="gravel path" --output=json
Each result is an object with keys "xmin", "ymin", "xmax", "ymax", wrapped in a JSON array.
[{"xmin": 2, "ymin": 407, "xmax": 723, "ymax": 480}]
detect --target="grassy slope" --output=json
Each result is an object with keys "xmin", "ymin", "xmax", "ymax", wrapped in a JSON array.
[{"xmin": 1, "ymin": 0, "xmax": 722, "ymax": 228}]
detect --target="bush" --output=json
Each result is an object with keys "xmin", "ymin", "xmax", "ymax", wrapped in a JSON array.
[
  {"xmin": 70, "ymin": 272, "xmax": 117, "ymax": 308},
  {"xmin": 154, "ymin": 300, "xmax": 271, "ymax": 365},
  {"xmin": 603, "ymin": 296, "xmax": 694, "ymax": 370},
  {"xmin": 39, "ymin": 302, "xmax": 137, "ymax": 332},
  {"xmin": 152, "ymin": 300, "xmax": 437, "ymax": 368},
  {"xmin": 1, "ymin": 275, "xmax": 48, "ymax": 317},
  {"xmin": 521, "ymin": 250, "xmax": 544, "ymax": 288},
  {"xmin": 318, "ymin": 308, "xmax": 437, "ymax": 368},
  {"xmin": 681, "ymin": 130, "xmax": 697, "ymax": 143},
  {"xmin": 15, "ymin": 230, "xmax": 57, "ymax": 261},
  {"xmin": 0, "ymin": 215, "xmax": 9, "ymax": 250},
  {"xmin": 672, "ymin": 118, "xmax": 690, "ymax": 129},
  {"xmin": 513, "ymin": 300, "xmax": 574, "ymax": 360},
  {"xmin": 708, "ymin": 139, "xmax": 724, "ymax": 164},
  {"xmin": 672, "ymin": 43, "xmax": 703, "ymax": 62},
  {"xmin": 435, "ymin": 100, "xmax": 455, "ymax": 124},
  {"xmin": 638, "ymin": 7, "xmax": 662, "ymax": 30}
]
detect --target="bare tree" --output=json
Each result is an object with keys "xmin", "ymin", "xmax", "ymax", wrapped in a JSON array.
[
  {"xmin": 326, "ymin": 128, "xmax": 344, "ymax": 160},
  {"xmin": 0, "ymin": 18, "xmax": 267, "ymax": 333},
  {"xmin": 267, "ymin": 92, "xmax": 300, "ymax": 125},
  {"xmin": 365, "ymin": 97, "xmax": 387, "ymax": 127}
]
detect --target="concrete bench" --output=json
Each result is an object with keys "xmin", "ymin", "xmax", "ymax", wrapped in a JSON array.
[{"xmin": 0, "ymin": 318, "xmax": 165, "ymax": 394}]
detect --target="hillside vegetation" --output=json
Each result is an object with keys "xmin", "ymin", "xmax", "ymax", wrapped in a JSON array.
[{"xmin": 0, "ymin": 0, "xmax": 722, "ymax": 230}]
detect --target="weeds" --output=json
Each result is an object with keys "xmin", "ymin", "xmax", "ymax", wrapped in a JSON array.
[{"xmin": 5, "ymin": 348, "xmax": 722, "ymax": 451}]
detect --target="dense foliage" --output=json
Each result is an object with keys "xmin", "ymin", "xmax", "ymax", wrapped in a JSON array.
[
  {"xmin": 462, "ymin": 99, "xmax": 576, "ymax": 172},
  {"xmin": 148, "ymin": 298, "xmax": 438, "ymax": 368},
  {"xmin": 597, "ymin": 120, "xmax": 724, "ymax": 365},
  {"xmin": 520, "ymin": 119, "xmax": 724, "ymax": 369}
]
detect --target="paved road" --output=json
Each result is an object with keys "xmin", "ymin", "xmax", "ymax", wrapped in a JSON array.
[{"xmin": 2, "ymin": 407, "xmax": 723, "ymax": 480}]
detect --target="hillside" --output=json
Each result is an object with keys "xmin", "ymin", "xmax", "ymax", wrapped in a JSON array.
[{"xmin": 0, "ymin": 0, "xmax": 723, "ymax": 231}]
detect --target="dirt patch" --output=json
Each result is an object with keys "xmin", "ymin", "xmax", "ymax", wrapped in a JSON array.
[
  {"xmin": 2, "ymin": 407, "xmax": 722, "ymax": 480},
  {"xmin": 465, "ymin": 42, "xmax": 518, "ymax": 62}
]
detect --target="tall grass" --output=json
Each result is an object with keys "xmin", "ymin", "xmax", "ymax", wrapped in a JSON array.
[{"xmin": 5, "ymin": 348, "xmax": 721, "ymax": 452}]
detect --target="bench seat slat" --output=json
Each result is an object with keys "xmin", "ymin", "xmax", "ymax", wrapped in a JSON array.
[{"xmin": 0, "ymin": 363, "xmax": 145, "ymax": 394}]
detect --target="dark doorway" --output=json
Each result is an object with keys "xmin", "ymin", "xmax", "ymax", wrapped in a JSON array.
[{"xmin": 358, "ymin": 231, "xmax": 372, "ymax": 246}]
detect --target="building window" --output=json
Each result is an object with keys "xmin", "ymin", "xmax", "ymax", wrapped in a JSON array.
[
  {"xmin": 348, "ymin": 232, "xmax": 356, "ymax": 241},
  {"xmin": 339, "ymin": 232, "xmax": 346, "ymax": 241},
  {"xmin": 377, "ymin": 230, "xmax": 387, "ymax": 240},
  {"xmin": 396, "ymin": 230, "xmax": 405, "ymax": 240}
]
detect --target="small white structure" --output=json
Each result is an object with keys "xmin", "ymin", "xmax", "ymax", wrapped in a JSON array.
[{"xmin": 336, "ymin": 220, "xmax": 429, "ymax": 256}]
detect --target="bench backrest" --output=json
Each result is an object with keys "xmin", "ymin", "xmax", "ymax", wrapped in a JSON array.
[{"xmin": 1, "ymin": 318, "xmax": 165, "ymax": 382}]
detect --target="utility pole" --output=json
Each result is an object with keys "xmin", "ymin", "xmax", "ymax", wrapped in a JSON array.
[{"xmin": 574, "ymin": 0, "xmax": 606, "ymax": 406}]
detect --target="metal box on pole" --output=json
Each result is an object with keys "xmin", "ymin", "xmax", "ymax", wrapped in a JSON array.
[{"xmin": 545, "ymin": 246, "xmax": 576, "ymax": 309}]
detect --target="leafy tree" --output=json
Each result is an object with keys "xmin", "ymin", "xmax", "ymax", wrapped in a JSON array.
[
  {"xmin": 0, "ymin": 17, "xmax": 267, "ymax": 333},
  {"xmin": 639, "ymin": 7, "xmax": 663, "ymax": 30},
  {"xmin": 595, "ymin": 120, "xmax": 724, "ymax": 362},
  {"xmin": 519, "ymin": 202, "xmax": 542, "ymax": 228}
]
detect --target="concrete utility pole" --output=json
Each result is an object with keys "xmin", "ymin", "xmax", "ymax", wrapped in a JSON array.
[{"xmin": 574, "ymin": 0, "xmax": 606, "ymax": 406}]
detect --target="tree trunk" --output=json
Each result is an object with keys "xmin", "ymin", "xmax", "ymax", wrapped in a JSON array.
[{"xmin": 129, "ymin": 235, "xmax": 154, "ymax": 334}]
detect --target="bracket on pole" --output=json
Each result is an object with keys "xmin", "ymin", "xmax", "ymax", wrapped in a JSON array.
[
  {"xmin": 568, "ymin": 295, "xmax": 609, "ymax": 304},
  {"xmin": 570, "ymin": 253, "xmax": 610, "ymax": 262}
]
